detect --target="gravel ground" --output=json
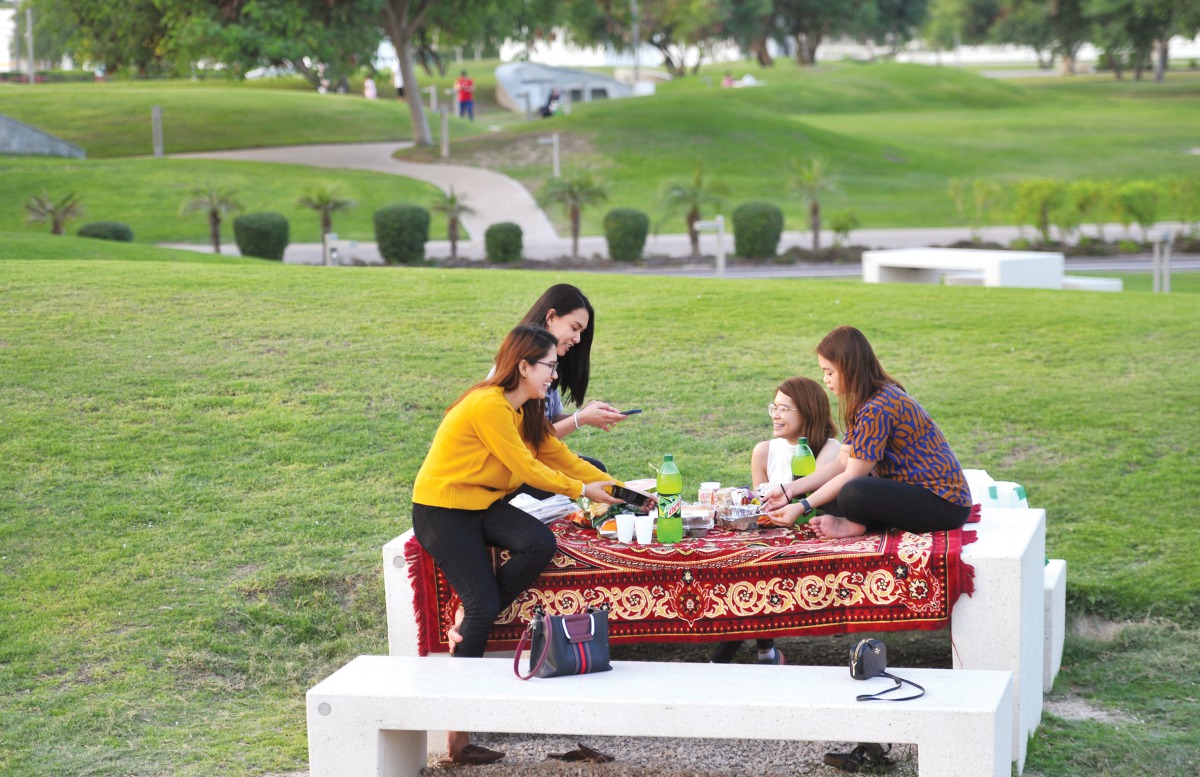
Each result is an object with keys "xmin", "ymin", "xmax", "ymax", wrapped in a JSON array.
[{"xmin": 417, "ymin": 631, "xmax": 952, "ymax": 777}]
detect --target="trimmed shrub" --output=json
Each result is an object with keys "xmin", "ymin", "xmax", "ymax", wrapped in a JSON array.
[
  {"xmin": 732, "ymin": 201, "xmax": 784, "ymax": 259},
  {"xmin": 373, "ymin": 203, "xmax": 429, "ymax": 264},
  {"xmin": 77, "ymin": 221, "xmax": 134, "ymax": 242},
  {"xmin": 485, "ymin": 222, "xmax": 523, "ymax": 263},
  {"xmin": 233, "ymin": 212, "xmax": 289, "ymax": 260},
  {"xmin": 603, "ymin": 208, "xmax": 650, "ymax": 262}
]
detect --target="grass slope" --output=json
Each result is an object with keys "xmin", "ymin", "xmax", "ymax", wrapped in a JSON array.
[{"xmin": 1, "ymin": 238, "xmax": 1198, "ymax": 774}]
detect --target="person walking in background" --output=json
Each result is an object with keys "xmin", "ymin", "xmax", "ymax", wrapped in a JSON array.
[
  {"xmin": 455, "ymin": 70, "xmax": 475, "ymax": 121},
  {"xmin": 711, "ymin": 376, "xmax": 840, "ymax": 666},
  {"xmin": 761, "ymin": 325, "xmax": 971, "ymax": 538},
  {"xmin": 363, "ymin": 75, "xmax": 377, "ymax": 100},
  {"xmin": 412, "ymin": 325, "xmax": 623, "ymax": 765}
]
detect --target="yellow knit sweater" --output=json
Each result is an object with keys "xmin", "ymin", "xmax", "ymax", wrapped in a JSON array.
[{"xmin": 413, "ymin": 386, "xmax": 610, "ymax": 510}]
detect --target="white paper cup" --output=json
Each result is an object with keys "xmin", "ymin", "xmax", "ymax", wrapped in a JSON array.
[
  {"xmin": 634, "ymin": 514, "xmax": 655, "ymax": 544},
  {"xmin": 616, "ymin": 513, "xmax": 636, "ymax": 544}
]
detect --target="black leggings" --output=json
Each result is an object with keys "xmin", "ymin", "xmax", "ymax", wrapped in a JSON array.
[
  {"xmin": 827, "ymin": 476, "xmax": 970, "ymax": 533},
  {"xmin": 412, "ymin": 501, "xmax": 556, "ymax": 658}
]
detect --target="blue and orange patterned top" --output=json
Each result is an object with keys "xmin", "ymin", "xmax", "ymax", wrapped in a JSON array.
[{"xmin": 844, "ymin": 384, "xmax": 971, "ymax": 507}]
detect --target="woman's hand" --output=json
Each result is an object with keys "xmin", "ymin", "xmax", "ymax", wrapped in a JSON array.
[
  {"xmin": 583, "ymin": 481, "xmax": 621, "ymax": 504},
  {"xmin": 760, "ymin": 483, "xmax": 791, "ymax": 512},
  {"xmin": 576, "ymin": 401, "xmax": 628, "ymax": 432},
  {"xmin": 765, "ymin": 502, "xmax": 805, "ymax": 527}
]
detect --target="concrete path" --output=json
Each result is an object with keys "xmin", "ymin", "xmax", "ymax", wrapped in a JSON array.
[{"xmin": 171, "ymin": 142, "xmax": 1195, "ymax": 268}]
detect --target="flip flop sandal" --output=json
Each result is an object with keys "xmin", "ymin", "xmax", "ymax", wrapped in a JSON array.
[
  {"xmin": 437, "ymin": 743, "xmax": 506, "ymax": 767},
  {"xmin": 547, "ymin": 742, "xmax": 615, "ymax": 763},
  {"xmin": 822, "ymin": 743, "xmax": 896, "ymax": 773}
]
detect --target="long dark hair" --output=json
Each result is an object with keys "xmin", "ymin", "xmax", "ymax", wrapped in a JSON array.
[
  {"xmin": 518, "ymin": 284, "xmax": 594, "ymax": 407},
  {"xmin": 450, "ymin": 325, "xmax": 558, "ymax": 449},
  {"xmin": 777, "ymin": 376, "xmax": 837, "ymax": 452},
  {"xmin": 816, "ymin": 326, "xmax": 904, "ymax": 433}
]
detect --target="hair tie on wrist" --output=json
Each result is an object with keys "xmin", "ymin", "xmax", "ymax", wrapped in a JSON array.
[{"xmin": 573, "ymin": 412, "xmax": 580, "ymax": 430}]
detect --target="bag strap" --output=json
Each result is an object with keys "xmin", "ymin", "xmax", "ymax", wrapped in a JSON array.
[
  {"xmin": 512, "ymin": 615, "xmax": 552, "ymax": 681},
  {"xmin": 855, "ymin": 671, "xmax": 926, "ymax": 702}
]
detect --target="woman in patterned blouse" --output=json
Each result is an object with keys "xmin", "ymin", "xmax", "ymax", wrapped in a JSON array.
[{"xmin": 761, "ymin": 325, "xmax": 971, "ymax": 540}]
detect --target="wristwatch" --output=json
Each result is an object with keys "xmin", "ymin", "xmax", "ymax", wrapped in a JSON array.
[{"xmin": 799, "ymin": 498, "xmax": 814, "ymax": 515}]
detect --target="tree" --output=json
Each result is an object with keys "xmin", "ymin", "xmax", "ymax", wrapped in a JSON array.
[
  {"xmin": 788, "ymin": 157, "xmax": 833, "ymax": 253},
  {"xmin": 429, "ymin": 187, "xmax": 475, "ymax": 260},
  {"xmin": 298, "ymin": 185, "xmax": 357, "ymax": 241},
  {"xmin": 562, "ymin": 0, "xmax": 722, "ymax": 77},
  {"xmin": 180, "ymin": 185, "xmax": 243, "ymax": 255},
  {"xmin": 24, "ymin": 0, "xmax": 171, "ymax": 75},
  {"xmin": 659, "ymin": 162, "xmax": 729, "ymax": 257},
  {"xmin": 924, "ymin": 0, "xmax": 967, "ymax": 60},
  {"xmin": 1012, "ymin": 179, "xmax": 1066, "ymax": 244},
  {"xmin": 24, "ymin": 191, "xmax": 84, "ymax": 235},
  {"xmin": 539, "ymin": 173, "xmax": 608, "ymax": 260}
]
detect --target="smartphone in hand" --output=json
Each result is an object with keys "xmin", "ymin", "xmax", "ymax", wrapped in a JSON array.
[
  {"xmin": 618, "ymin": 409, "xmax": 642, "ymax": 415},
  {"xmin": 604, "ymin": 484, "xmax": 655, "ymax": 512}
]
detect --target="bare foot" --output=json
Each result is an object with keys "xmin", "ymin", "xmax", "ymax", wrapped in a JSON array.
[
  {"xmin": 447, "ymin": 605, "xmax": 465, "ymax": 654},
  {"xmin": 810, "ymin": 514, "xmax": 869, "ymax": 540}
]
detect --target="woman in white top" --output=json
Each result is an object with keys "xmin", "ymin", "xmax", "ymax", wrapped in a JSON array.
[{"xmin": 711, "ymin": 376, "xmax": 838, "ymax": 665}]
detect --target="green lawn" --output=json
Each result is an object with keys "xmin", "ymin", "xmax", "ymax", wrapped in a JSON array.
[
  {"xmin": 4, "ymin": 63, "xmax": 1199, "ymax": 245},
  {"xmin": 2, "ymin": 237, "xmax": 1198, "ymax": 774},
  {"xmin": 0, "ymin": 157, "xmax": 447, "ymax": 244}
]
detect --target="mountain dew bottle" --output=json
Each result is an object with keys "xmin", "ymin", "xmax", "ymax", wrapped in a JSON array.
[
  {"xmin": 791, "ymin": 437, "xmax": 816, "ymax": 479},
  {"xmin": 656, "ymin": 454, "xmax": 683, "ymax": 544}
]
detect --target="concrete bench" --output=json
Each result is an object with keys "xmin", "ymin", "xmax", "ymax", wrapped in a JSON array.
[
  {"xmin": 863, "ymin": 248, "xmax": 1065, "ymax": 289},
  {"xmin": 1044, "ymin": 559, "xmax": 1067, "ymax": 692},
  {"xmin": 307, "ymin": 655, "xmax": 1013, "ymax": 777},
  {"xmin": 384, "ymin": 508, "xmax": 1047, "ymax": 773}
]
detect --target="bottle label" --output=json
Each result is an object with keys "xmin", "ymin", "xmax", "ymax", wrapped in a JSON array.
[{"xmin": 657, "ymin": 493, "xmax": 681, "ymax": 520}]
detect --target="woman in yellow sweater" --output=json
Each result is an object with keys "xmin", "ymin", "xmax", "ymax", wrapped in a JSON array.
[{"xmin": 412, "ymin": 324, "xmax": 623, "ymax": 765}]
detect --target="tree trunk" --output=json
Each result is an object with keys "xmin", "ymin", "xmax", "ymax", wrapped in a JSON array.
[
  {"xmin": 382, "ymin": 1, "xmax": 434, "ymax": 147},
  {"xmin": 210, "ymin": 214, "xmax": 222, "ymax": 255},
  {"xmin": 687, "ymin": 209, "xmax": 700, "ymax": 256},
  {"xmin": 449, "ymin": 218, "xmax": 458, "ymax": 259},
  {"xmin": 321, "ymin": 212, "xmax": 332, "ymax": 235},
  {"xmin": 751, "ymin": 33, "xmax": 774, "ymax": 67},
  {"xmin": 1154, "ymin": 39, "xmax": 1167, "ymax": 82},
  {"xmin": 570, "ymin": 207, "xmax": 580, "ymax": 260},
  {"xmin": 809, "ymin": 202, "xmax": 820, "ymax": 254},
  {"xmin": 653, "ymin": 43, "xmax": 682, "ymax": 77}
]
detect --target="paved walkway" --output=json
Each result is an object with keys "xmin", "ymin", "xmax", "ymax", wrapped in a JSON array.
[{"xmin": 171, "ymin": 142, "xmax": 1196, "ymax": 269}]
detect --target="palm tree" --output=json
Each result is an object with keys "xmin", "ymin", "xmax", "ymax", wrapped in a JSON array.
[
  {"xmin": 659, "ymin": 162, "xmax": 728, "ymax": 257},
  {"xmin": 538, "ymin": 173, "xmax": 608, "ymax": 260},
  {"xmin": 24, "ymin": 191, "xmax": 85, "ymax": 235},
  {"xmin": 788, "ymin": 157, "xmax": 832, "ymax": 254},
  {"xmin": 180, "ymin": 185, "xmax": 243, "ymax": 255},
  {"xmin": 297, "ymin": 184, "xmax": 357, "ymax": 241},
  {"xmin": 429, "ymin": 187, "xmax": 475, "ymax": 260}
]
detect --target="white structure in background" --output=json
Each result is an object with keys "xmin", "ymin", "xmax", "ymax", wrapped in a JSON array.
[{"xmin": 0, "ymin": 7, "xmax": 16, "ymax": 73}]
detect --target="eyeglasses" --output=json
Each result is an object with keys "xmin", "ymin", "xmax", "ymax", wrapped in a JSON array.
[
  {"xmin": 534, "ymin": 360, "xmax": 559, "ymax": 375},
  {"xmin": 767, "ymin": 403, "xmax": 795, "ymax": 415}
]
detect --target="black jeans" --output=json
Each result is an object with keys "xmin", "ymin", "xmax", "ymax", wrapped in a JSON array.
[
  {"xmin": 827, "ymin": 476, "xmax": 970, "ymax": 533},
  {"xmin": 412, "ymin": 501, "xmax": 556, "ymax": 657}
]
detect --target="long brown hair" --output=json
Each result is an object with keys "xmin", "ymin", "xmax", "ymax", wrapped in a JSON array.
[
  {"xmin": 518, "ymin": 284, "xmax": 594, "ymax": 407},
  {"xmin": 816, "ymin": 326, "xmax": 904, "ymax": 433},
  {"xmin": 449, "ymin": 325, "xmax": 558, "ymax": 449},
  {"xmin": 777, "ymin": 376, "xmax": 837, "ymax": 452}
]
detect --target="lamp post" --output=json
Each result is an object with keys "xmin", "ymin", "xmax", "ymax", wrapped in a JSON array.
[
  {"xmin": 537, "ymin": 133, "xmax": 560, "ymax": 178},
  {"xmin": 631, "ymin": 0, "xmax": 640, "ymax": 85},
  {"xmin": 695, "ymin": 215, "xmax": 726, "ymax": 277},
  {"xmin": 1150, "ymin": 226, "xmax": 1174, "ymax": 294}
]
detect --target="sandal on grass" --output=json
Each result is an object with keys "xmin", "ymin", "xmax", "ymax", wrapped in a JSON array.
[
  {"xmin": 436, "ymin": 743, "xmax": 506, "ymax": 767},
  {"xmin": 547, "ymin": 742, "xmax": 615, "ymax": 763},
  {"xmin": 822, "ymin": 743, "xmax": 896, "ymax": 773}
]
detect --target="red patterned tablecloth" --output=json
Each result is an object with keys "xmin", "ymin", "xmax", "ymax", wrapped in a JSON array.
[{"xmin": 406, "ymin": 519, "xmax": 976, "ymax": 656}]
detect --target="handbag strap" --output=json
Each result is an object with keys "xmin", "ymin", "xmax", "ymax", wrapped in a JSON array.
[
  {"xmin": 512, "ymin": 616, "xmax": 552, "ymax": 681},
  {"xmin": 855, "ymin": 671, "xmax": 926, "ymax": 702}
]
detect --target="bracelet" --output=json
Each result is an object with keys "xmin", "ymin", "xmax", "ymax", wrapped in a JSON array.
[
  {"xmin": 799, "ymin": 498, "xmax": 814, "ymax": 515},
  {"xmin": 778, "ymin": 484, "xmax": 789, "ymax": 501},
  {"xmin": 573, "ymin": 412, "xmax": 580, "ymax": 430}
]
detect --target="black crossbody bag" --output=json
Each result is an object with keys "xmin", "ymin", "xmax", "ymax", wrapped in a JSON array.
[{"xmin": 849, "ymin": 638, "xmax": 926, "ymax": 702}]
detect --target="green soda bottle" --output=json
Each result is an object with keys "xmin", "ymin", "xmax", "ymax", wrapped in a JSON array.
[
  {"xmin": 791, "ymin": 437, "xmax": 816, "ymax": 479},
  {"xmin": 656, "ymin": 454, "xmax": 684, "ymax": 544}
]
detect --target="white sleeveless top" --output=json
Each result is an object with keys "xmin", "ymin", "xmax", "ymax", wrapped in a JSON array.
[{"xmin": 765, "ymin": 437, "xmax": 800, "ymax": 485}]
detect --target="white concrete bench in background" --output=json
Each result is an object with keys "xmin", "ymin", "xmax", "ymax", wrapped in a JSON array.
[
  {"xmin": 863, "ymin": 248, "xmax": 1065, "ymax": 288},
  {"xmin": 307, "ymin": 655, "xmax": 1013, "ymax": 777}
]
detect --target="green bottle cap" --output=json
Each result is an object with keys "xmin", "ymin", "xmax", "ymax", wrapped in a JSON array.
[
  {"xmin": 798, "ymin": 437, "xmax": 808, "ymax": 445},
  {"xmin": 664, "ymin": 454, "xmax": 674, "ymax": 462}
]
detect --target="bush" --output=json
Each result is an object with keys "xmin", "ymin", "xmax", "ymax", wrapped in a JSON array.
[
  {"xmin": 233, "ymin": 212, "xmax": 290, "ymax": 260},
  {"xmin": 732, "ymin": 201, "xmax": 783, "ymax": 259},
  {"xmin": 485, "ymin": 222, "xmax": 523, "ymax": 263},
  {"xmin": 1117, "ymin": 181, "xmax": 1161, "ymax": 243},
  {"xmin": 603, "ymin": 208, "xmax": 650, "ymax": 262},
  {"xmin": 829, "ymin": 210, "xmax": 861, "ymax": 247},
  {"xmin": 77, "ymin": 221, "xmax": 134, "ymax": 242},
  {"xmin": 373, "ymin": 203, "xmax": 430, "ymax": 264}
]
